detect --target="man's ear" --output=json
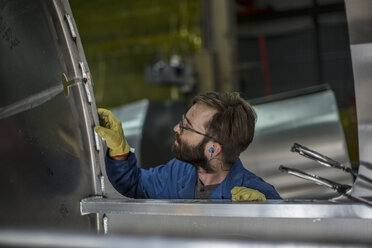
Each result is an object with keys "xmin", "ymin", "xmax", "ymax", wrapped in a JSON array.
[{"xmin": 206, "ymin": 141, "xmax": 222, "ymax": 157}]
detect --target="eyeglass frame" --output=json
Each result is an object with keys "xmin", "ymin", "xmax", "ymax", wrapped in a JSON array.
[{"xmin": 178, "ymin": 114, "xmax": 221, "ymax": 144}]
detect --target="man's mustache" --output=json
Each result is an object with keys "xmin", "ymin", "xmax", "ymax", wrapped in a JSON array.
[{"xmin": 174, "ymin": 132, "xmax": 181, "ymax": 144}]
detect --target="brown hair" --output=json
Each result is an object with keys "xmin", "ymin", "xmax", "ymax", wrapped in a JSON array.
[{"xmin": 193, "ymin": 92, "xmax": 256, "ymax": 164}]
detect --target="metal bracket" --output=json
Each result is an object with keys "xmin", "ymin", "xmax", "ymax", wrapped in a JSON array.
[
  {"xmin": 103, "ymin": 214, "xmax": 108, "ymax": 234},
  {"xmin": 64, "ymin": 14, "xmax": 77, "ymax": 40},
  {"xmin": 94, "ymin": 130, "xmax": 101, "ymax": 151},
  {"xmin": 61, "ymin": 73, "xmax": 75, "ymax": 97},
  {"xmin": 79, "ymin": 62, "xmax": 92, "ymax": 103},
  {"xmin": 99, "ymin": 174, "xmax": 105, "ymax": 195},
  {"xmin": 79, "ymin": 62, "xmax": 88, "ymax": 83}
]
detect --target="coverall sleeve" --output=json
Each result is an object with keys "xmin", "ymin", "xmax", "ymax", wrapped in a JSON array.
[{"xmin": 105, "ymin": 151, "xmax": 170, "ymax": 198}]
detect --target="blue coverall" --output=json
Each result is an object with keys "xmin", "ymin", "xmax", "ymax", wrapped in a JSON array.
[{"xmin": 105, "ymin": 152, "xmax": 281, "ymax": 199}]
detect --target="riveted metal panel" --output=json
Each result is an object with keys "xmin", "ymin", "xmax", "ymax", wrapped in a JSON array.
[{"xmin": 0, "ymin": 0, "xmax": 104, "ymax": 231}]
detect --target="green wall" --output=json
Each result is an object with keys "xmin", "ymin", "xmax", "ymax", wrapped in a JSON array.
[{"xmin": 70, "ymin": 0, "xmax": 201, "ymax": 108}]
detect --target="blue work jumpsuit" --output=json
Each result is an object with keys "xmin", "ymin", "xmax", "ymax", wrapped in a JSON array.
[{"xmin": 105, "ymin": 152, "xmax": 281, "ymax": 199}]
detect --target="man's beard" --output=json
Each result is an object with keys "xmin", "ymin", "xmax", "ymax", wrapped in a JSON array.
[{"xmin": 171, "ymin": 133, "xmax": 214, "ymax": 173}]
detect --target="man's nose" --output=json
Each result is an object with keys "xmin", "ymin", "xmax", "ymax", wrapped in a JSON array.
[{"xmin": 173, "ymin": 122, "xmax": 180, "ymax": 133}]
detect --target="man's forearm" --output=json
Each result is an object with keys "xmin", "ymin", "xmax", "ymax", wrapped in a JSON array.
[
  {"xmin": 111, "ymin": 154, "xmax": 129, "ymax": 161},
  {"xmin": 105, "ymin": 152, "xmax": 138, "ymax": 197},
  {"xmin": 110, "ymin": 152, "xmax": 129, "ymax": 161}
]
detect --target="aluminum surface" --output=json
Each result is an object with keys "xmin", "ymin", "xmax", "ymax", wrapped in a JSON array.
[
  {"xmin": 241, "ymin": 89, "xmax": 352, "ymax": 199},
  {"xmin": 81, "ymin": 197, "xmax": 372, "ymax": 219},
  {"xmin": 345, "ymin": 0, "xmax": 372, "ymax": 198},
  {"xmin": 0, "ymin": 230, "xmax": 366, "ymax": 248},
  {"xmin": 0, "ymin": 0, "xmax": 104, "ymax": 231},
  {"xmin": 80, "ymin": 197, "xmax": 372, "ymax": 244},
  {"xmin": 344, "ymin": 0, "xmax": 372, "ymax": 45}
]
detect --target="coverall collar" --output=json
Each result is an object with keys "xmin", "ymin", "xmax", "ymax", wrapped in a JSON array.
[{"xmin": 177, "ymin": 158, "xmax": 244, "ymax": 199}]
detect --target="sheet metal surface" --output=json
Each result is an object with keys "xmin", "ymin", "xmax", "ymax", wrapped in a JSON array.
[
  {"xmin": 241, "ymin": 89, "xmax": 352, "ymax": 199},
  {"xmin": 81, "ymin": 197, "xmax": 372, "ymax": 219},
  {"xmin": 345, "ymin": 0, "xmax": 372, "ymax": 198},
  {"xmin": 0, "ymin": 0, "xmax": 104, "ymax": 230},
  {"xmin": 1, "ymin": 230, "xmax": 366, "ymax": 248},
  {"xmin": 80, "ymin": 197, "xmax": 372, "ymax": 244}
]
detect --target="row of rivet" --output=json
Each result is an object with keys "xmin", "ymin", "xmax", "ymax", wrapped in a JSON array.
[{"xmin": 65, "ymin": 12, "xmax": 107, "ymax": 233}]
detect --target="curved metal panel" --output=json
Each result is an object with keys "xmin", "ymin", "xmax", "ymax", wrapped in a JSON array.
[
  {"xmin": 0, "ymin": 0, "xmax": 104, "ymax": 231},
  {"xmin": 240, "ymin": 89, "xmax": 352, "ymax": 199},
  {"xmin": 345, "ymin": 0, "xmax": 372, "ymax": 199}
]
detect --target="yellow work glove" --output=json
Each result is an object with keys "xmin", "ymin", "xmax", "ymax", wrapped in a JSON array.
[
  {"xmin": 231, "ymin": 186, "xmax": 266, "ymax": 202},
  {"xmin": 94, "ymin": 108, "xmax": 130, "ymax": 157}
]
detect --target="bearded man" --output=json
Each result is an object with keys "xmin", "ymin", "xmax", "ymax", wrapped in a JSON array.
[{"xmin": 95, "ymin": 92, "xmax": 281, "ymax": 201}]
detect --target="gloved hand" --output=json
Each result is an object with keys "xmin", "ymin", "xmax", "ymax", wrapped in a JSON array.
[
  {"xmin": 231, "ymin": 186, "xmax": 266, "ymax": 202},
  {"xmin": 94, "ymin": 108, "xmax": 130, "ymax": 157}
]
